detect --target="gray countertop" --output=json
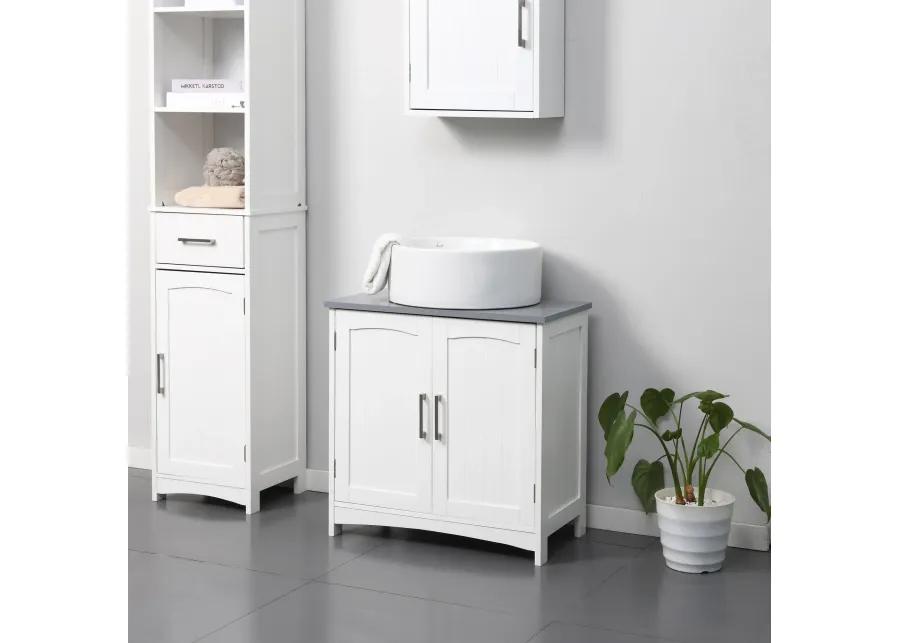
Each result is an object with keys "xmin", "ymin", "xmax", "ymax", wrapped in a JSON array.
[{"xmin": 324, "ymin": 293, "xmax": 591, "ymax": 324}]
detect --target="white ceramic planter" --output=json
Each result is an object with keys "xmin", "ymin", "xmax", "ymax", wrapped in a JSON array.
[{"xmin": 655, "ymin": 487, "xmax": 735, "ymax": 574}]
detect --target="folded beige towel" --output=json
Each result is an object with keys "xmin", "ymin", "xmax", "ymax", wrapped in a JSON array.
[{"xmin": 174, "ymin": 185, "xmax": 245, "ymax": 209}]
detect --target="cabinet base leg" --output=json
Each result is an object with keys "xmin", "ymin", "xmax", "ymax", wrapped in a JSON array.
[
  {"xmin": 246, "ymin": 492, "xmax": 260, "ymax": 516},
  {"xmin": 329, "ymin": 523, "xmax": 342, "ymax": 537},
  {"xmin": 574, "ymin": 512, "xmax": 587, "ymax": 538},
  {"xmin": 151, "ymin": 492, "xmax": 160, "ymax": 502},
  {"xmin": 534, "ymin": 536, "xmax": 548, "ymax": 566},
  {"xmin": 293, "ymin": 476, "xmax": 305, "ymax": 495}
]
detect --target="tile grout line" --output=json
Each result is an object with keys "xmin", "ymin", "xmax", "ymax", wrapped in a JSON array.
[
  {"xmin": 310, "ymin": 578, "xmax": 523, "ymax": 618},
  {"xmin": 127, "ymin": 547, "xmax": 313, "ymax": 581},
  {"xmin": 310, "ymin": 537, "xmax": 389, "ymax": 583},
  {"xmin": 192, "ymin": 580, "xmax": 314, "ymax": 643},
  {"xmin": 523, "ymin": 620, "xmax": 556, "ymax": 643}
]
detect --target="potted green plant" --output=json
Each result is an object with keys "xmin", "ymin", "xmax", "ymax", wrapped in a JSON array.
[{"xmin": 599, "ymin": 388, "xmax": 770, "ymax": 573}]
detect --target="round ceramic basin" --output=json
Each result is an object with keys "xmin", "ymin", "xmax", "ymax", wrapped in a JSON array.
[{"xmin": 389, "ymin": 237, "xmax": 542, "ymax": 309}]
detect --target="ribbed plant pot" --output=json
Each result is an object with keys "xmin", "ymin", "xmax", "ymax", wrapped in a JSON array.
[{"xmin": 655, "ymin": 487, "xmax": 735, "ymax": 574}]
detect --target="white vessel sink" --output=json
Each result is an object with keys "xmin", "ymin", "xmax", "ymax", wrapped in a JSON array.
[{"xmin": 389, "ymin": 237, "xmax": 542, "ymax": 310}]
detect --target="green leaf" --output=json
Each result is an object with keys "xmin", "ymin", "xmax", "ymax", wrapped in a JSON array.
[
  {"xmin": 674, "ymin": 391, "xmax": 701, "ymax": 404},
  {"xmin": 694, "ymin": 390, "xmax": 728, "ymax": 403},
  {"xmin": 745, "ymin": 467, "xmax": 771, "ymax": 521},
  {"xmin": 707, "ymin": 402, "xmax": 734, "ymax": 432},
  {"xmin": 598, "ymin": 392, "xmax": 628, "ymax": 439},
  {"xmin": 640, "ymin": 388, "xmax": 675, "ymax": 424},
  {"xmin": 697, "ymin": 432, "xmax": 720, "ymax": 458},
  {"xmin": 661, "ymin": 428, "xmax": 682, "ymax": 442},
  {"xmin": 736, "ymin": 419, "xmax": 771, "ymax": 441},
  {"xmin": 632, "ymin": 459, "xmax": 665, "ymax": 513},
  {"xmin": 604, "ymin": 410, "xmax": 636, "ymax": 478}
]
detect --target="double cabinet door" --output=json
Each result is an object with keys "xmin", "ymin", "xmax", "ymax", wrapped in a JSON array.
[
  {"xmin": 155, "ymin": 270, "xmax": 246, "ymax": 487},
  {"xmin": 333, "ymin": 311, "xmax": 536, "ymax": 531}
]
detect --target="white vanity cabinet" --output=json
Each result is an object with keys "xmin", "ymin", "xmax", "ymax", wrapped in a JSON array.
[
  {"xmin": 326, "ymin": 295, "xmax": 590, "ymax": 565},
  {"xmin": 151, "ymin": 212, "xmax": 307, "ymax": 514},
  {"xmin": 407, "ymin": 0, "xmax": 565, "ymax": 118}
]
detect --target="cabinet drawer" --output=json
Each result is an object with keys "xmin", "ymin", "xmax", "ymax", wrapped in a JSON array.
[{"xmin": 155, "ymin": 212, "xmax": 244, "ymax": 268}]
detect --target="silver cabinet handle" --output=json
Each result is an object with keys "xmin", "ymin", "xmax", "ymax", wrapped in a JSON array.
[
  {"xmin": 434, "ymin": 394, "xmax": 443, "ymax": 441},
  {"xmin": 156, "ymin": 353, "xmax": 165, "ymax": 395},
  {"xmin": 418, "ymin": 393, "xmax": 427, "ymax": 439},
  {"xmin": 177, "ymin": 237, "xmax": 217, "ymax": 246},
  {"xmin": 517, "ymin": 0, "xmax": 526, "ymax": 48}
]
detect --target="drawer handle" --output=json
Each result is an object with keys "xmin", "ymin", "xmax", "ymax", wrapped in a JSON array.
[
  {"xmin": 177, "ymin": 237, "xmax": 217, "ymax": 246},
  {"xmin": 434, "ymin": 394, "xmax": 443, "ymax": 441},
  {"xmin": 418, "ymin": 393, "xmax": 427, "ymax": 439}
]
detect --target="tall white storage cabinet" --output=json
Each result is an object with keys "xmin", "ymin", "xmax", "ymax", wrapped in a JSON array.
[
  {"xmin": 407, "ymin": 0, "xmax": 565, "ymax": 118},
  {"xmin": 149, "ymin": 1, "xmax": 307, "ymax": 515},
  {"xmin": 326, "ymin": 295, "xmax": 591, "ymax": 565}
]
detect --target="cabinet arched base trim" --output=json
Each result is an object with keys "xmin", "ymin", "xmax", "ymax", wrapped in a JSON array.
[
  {"xmin": 333, "ymin": 504, "xmax": 584, "ymax": 566},
  {"xmin": 156, "ymin": 476, "xmax": 257, "ymax": 515}
]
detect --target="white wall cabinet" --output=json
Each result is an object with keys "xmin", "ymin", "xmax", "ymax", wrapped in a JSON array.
[
  {"xmin": 407, "ymin": 0, "xmax": 565, "ymax": 118},
  {"xmin": 327, "ymin": 299, "xmax": 589, "ymax": 565}
]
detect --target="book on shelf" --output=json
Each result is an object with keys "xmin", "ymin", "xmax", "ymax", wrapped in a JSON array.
[
  {"xmin": 171, "ymin": 78, "xmax": 243, "ymax": 93},
  {"xmin": 166, "ymin": 92, "xmax": 246, "ymax": 110}
]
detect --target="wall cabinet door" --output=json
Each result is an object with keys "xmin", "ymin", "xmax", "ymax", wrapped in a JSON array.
[
  {"xmin": 334, "ymin": 312, "xmax": 433, "ymax": 513},
  {"xmin": 409, "ymin": 0, "xmax": 534, "ymax": 112},
  {"xmin": 155, "ymin": 271, "xmax": 246, "ymax": 487},
  {"xmin": 432, "ymin": 318, "xmax": 536, "ymax": 530}
]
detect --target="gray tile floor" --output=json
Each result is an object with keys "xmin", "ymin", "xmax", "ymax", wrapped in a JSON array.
[{"xmin": 129, "ymin": 469, "xmax": 770, "ymax": 643}]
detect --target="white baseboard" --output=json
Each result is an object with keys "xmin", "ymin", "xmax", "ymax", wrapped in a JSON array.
[
  {"xmin": 305, "ymin": 468, "xmax": 329, "ymax": 492},
  {"xmin": 128, "ymin": 446, "xmax": 152, "ymax": 470},
  {"xmin": 127, "ymin": 456, "xmax": 331, "ymax": 494},
  {"xmin": 124, "ymin": 459, "xmax": 769, "ymax": 551},
  {"xmin": 587, "ymin": 503, "xmax": 770, "ymax": 551}
]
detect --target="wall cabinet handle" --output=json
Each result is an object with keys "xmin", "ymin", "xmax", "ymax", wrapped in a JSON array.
[
  {"xmin": 517, "ymin": 0, "xmax": 527, "ymax": 48},
  {"xmin": 156, "ymin": 353, "xmax": 165, "ymax": 395},
  {"xmin": 418, "ymin": 393, "xmax": 427, "ymax": 439},
  {"xmin": 177, "ymin": 237, "xmax": 217, "ymax": 246},
  {"xmin": 434, "ymin": 394, "xmax": 443, "ymax": 441}
]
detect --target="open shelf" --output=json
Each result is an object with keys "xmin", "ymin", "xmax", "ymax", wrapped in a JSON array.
[
  {"xmin": 153, "ymin": 9, "xmax": 244, "ymax": 110},
  {"xmin": 150, "ymin": 205, "xmax": 246, "ymax": 215},
  {"xmin": 150, "ymin": 0, "xmax": 306, "ymax": 214},
  {"xmin": 155, "ymin": 106, "xmax": 245, "ymax": 114},
  {"xmin": 150, "ymin": 205, "xmax": 308, "ymax": 216},
  {"xmin": 152, "ymin": 111, "xmax": 245, "ymax": 210},
  {"xmin": 153, "ymin": 7, "xmax": 244, "ymax": 19}
]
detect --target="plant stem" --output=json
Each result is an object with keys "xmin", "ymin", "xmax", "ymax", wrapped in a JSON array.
[
  {"xmin": 669, "ymin": 406, "xmax": 690, "ymax": 483},
  {"xmin": 698, "ymin": 457, "xmax": 706, "ymax": 506},
  {"xmin": 706, "ymin": 425, "xmax": 745, "ymax": 482},
  {"xmin": 634, "ymin": 423, "xmax": 684, "ymax": 502},
  {"xmin": 718, "ymin": 449, "xmax": 745, "ymax": 473},
  {"xmin": 686, "ymin": 414, "xmax": 709, "ymax": 482}
]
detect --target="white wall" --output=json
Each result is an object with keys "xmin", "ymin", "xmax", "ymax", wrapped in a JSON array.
[
  {"xmin": 129, "ymin": 0, "xmax": 770, "ymax": 526},
  {"xmin": 128, "ymin": 0, "xmax": 151, "ymax": 457}
]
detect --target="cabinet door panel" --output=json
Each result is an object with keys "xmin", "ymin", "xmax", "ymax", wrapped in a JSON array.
[
  {"xmin": 155, "ymin": 271, "xmax": 246, "ymax": 486},
  {"xmin": 409, "ymin": 0, "xmax": 534, "ymax": 111},
  {"xmin": 334, "ymin": 312, "xmax": 432, "ymax": 513},
  {"xmin": 433, "ymin": 319, "xmax": 536, "ymax": 530}
]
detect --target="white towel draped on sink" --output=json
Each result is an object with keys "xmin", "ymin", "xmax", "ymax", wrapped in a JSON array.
[{"xmin": 362, "ymin": 233, "xmax": 401, "ymax": 295}]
